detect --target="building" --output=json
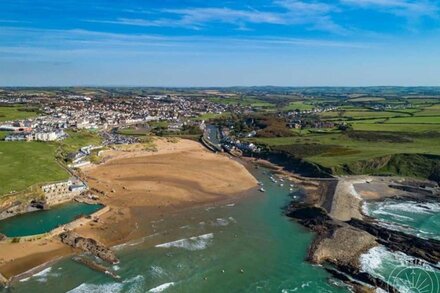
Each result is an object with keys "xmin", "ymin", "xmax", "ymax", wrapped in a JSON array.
[{"xmin": 41, "ymin": 179, "xmax": 88, "ymax": 205}]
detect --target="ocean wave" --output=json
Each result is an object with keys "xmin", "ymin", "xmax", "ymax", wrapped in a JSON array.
[
  {"xmin": 147, "ymin": 282, "xmax": 175, "ymax": 292},
  {"xmin": 155, "ymin": 233, "xmax": 214, "ymax": 251},
  {"xmin": 360, "ymin": 245, "xmax": 433, "ymax": 277},
  {"xmin": 348, "ymin": 184, "xmax": 361, "ymax": 199},
  {"xmin": 24, "ymin": 267, "xmax": 60, "ymax": 283},
  {"xmin": 374, "ymin": 201, "xmax": 440, "ymax": 215},
  {"xmin": 67, "ymin": 282, "xmax": 124, "ymax": 293},
  {"xmin": 112, "ymin": 265, "xmax": 120, "ymax": 271},
  {"xmin": 67, "ymin": 275, "xmax": 144, "ymax": 293},
  {"xmin": 211, "ymin": 217, "xmax": 236, "ymax": 227},
  {"xmin": 369, "ymin": 209, "xmax": 415, "ymax": 222},
  {"xmin": 214, "ymin": 218, "xmax": 229, "ymax": 226},
  {"xmin": 149, "ymin": 265, "xmax": 166, "ymax": 278},
  {"xmin": 360, "ymin": 246, "xmax": 392, "ymax": 273},
  {"xmin": 113, "ymin": 232, "xmax": 161, "ymax": 250}
]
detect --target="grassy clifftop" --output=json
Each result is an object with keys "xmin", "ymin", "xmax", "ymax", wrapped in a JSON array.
[
  {"xmin": 334, "ymin": 153, "xmax": 440, "ymax": 183},
  {"xmin": 252, "ymin": 129, "xmax": 440, "ymax": 182}
]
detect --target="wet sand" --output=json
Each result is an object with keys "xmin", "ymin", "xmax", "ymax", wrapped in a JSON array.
[{"xmin": 0, "ymin": 139, "xmax": 258, "ymax": 281}]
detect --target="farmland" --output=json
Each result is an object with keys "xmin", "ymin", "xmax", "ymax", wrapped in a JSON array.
[
  {"xmin": 0, "ymin": 141, "xmax": 69, "ymax": 195},
  {"xmin": 0, "ymin": 105, "xmax": 38, "ymax": 122},
  {"xmin": 246, "ymin": 95, "xmax": 440, "ymax": 179}
]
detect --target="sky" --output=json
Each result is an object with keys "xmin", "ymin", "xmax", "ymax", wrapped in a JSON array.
[{"xmin": 1, "ymin": 0, "xmax": 440, "ymax": 86}]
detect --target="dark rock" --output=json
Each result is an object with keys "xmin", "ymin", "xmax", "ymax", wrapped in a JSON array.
[
  {"xmin": 60, "ymin": 231, "xmax": 118, "ymax": 264},
  {"xmin": 347, "ymin": 218, "xmax": 440, "ymax": 265}
]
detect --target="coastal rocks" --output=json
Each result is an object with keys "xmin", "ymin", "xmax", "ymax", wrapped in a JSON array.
[
  {"xmin": 72, "ymin": 256, "xmax": 120, "ymax": 280},
  {"xmin": 0, "ymin": 233, "xmax": 6, "ymax": 241},
  {"xmin": 312, "ymin": 226, "xmax": 377, "ymax": 266},
  {"xmin": 59, "ymin": 231, "xmax": 118, "ymax": 264},
  {"xmin": 348, "ymin": 218, "xmax": 440, "ymax": 264},
  {"xmin": 286, "ymin": 204, "xmax": 406, "ymax": 292}
]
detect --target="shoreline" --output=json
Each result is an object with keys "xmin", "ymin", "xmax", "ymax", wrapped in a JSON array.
[
  {"xmin": 244, "ymin": 152, "xmax": 440, "ymax": 291},
  {"xmin": 0, "ymin": 139, "xmax": 259, "ymax": 285},
  {"xmin": 280, "ymin": 169, "xmax": 440, "ymax": 291}
]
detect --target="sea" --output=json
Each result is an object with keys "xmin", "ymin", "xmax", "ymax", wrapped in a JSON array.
[
  {"xmin": 2, "ymin": 169, "xmax": 440, "ymax": 292},
  {"xmin": 361, "ymin": 198, "xmax": 440, "ymax": 292}
]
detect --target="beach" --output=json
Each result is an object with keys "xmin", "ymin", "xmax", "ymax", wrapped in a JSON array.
[{"xmin": 0, "ymin": 138, "xmax": 258, "ymax": 282}]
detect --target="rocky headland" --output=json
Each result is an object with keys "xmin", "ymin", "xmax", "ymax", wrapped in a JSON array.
[{"xmin": 282, "ymin": 173, "xmax": 440, "ymax": 292}]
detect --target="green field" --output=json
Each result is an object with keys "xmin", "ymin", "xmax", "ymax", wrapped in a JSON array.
[
  {"xmin": 251, "ymin": 131, "xmax": 440, "ymax": 170},
  {"xmin": 191, "ymin": 112, "xmax": 230, "ymax": 121},
  {"xmin": 413, "ymin": 104, "xmax": 440, "ymax": 116},
  {"xmin": 0, "ymin": 141, "xmax": 69, "ymax": 195},
  {"xmin": 0, "ymin": 105, "xmax": 38, "ymax": 122},
  {"xmin": 209, "ymin": 97, "xmax": 274, "ymax": 108},
  {"xmin": 351, "ymin": 123, "xmax": 440, "ymax": 132},
  {"xmin": 0, "ymin": 130, "xmax": 102, "ymax": 195},
  {"xmin": 347, "ymin": 97, "xmax": 386, "ymax": 102},
  {"xmin": 319, "ymin": 110, "xmax": 410, "ymax": 120},
  {"xmin": 58, "ymin": 130, "xmax": 102, "ymax": 155},
  {"xmin": 283, "ymin": 101, "xmax": 314, "ymax": 111},
  {"xmin": 384, "ymin": 116, "xmax": 440, "ymax": 124},
  {"xmin": 118, "ymin": 127, "xmax": 150, "ymax": 136}
]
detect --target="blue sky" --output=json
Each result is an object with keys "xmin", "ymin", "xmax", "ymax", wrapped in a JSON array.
[{"xmin": 1, "ymin": 0, "xmax": 440, "ymax": 86}]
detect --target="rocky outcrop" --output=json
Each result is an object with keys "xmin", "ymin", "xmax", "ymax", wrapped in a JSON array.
[
  {"xmin": 59, "ymin": 231, "xmax": 118, "ymax": 264},
  {"xmin": 348, "ymin": 218, "xmax": 440, "ymax": 265},
  {"xmin": 72, "ymin": 256, "xmax": 120, "ymax": 280},
  {"xmin": 285, "ymin": 203, "xmax": 439, "ymax": 292}
]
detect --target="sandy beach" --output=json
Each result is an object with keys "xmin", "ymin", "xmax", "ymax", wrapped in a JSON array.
[{"xmin": 0, "ymin": 138, "xmax": 258, "ymax": 282}]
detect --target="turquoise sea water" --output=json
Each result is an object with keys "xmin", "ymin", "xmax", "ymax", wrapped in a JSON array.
[
  {"xmin": 4, "ymin": 169, "xmax": 350, "ymax": 293},
  {"xmin": 0, "ymin": 202, "xmax": 102, "ymax": 237},
  {"xmin": 363, "ymin": 199, "xmax": 440, "ymax": 240},
  {"xmin": 361, "ymin": 198, "xmax": 440, "ymax": 292},
  {"xmin": 4, "ymin": 170, "xmax": 439, "ymax": 292}
]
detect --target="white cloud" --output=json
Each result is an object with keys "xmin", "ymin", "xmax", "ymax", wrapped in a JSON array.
[
  {"xmin": 341, "ymin": 0, "xmax": 439, "ymax": 18},
  {"xmin": 85, "ymin": 1, "xmax": 348, "ymax": 34}
]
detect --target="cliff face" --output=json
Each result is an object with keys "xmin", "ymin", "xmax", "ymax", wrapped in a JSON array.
[
  {"xmin": 334, "ymin": 154, "xmax": 440, "ymax": 183},
  {"xmin": 256, "ymin": 150, "xmax": 333, "ymax": 178}
]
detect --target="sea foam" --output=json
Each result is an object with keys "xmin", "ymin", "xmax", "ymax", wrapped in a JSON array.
[
  {"xmin": 155, "ymin": 233, "xmax": 214, "ymax": 251},
  {"xmin": 148, "ymin": 282, "xmax": 175, "ymax": 292},
  {"xmin": 67, "ymin": 275, "xmax": 144, "ymax": 293}
]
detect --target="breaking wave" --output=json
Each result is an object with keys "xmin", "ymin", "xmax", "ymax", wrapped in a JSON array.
[
  {"xmin": 365, "ymin": 200, "xmax": 440, "ymax": 216},
  {"xmin": 147, "ymin": 282, "xmax": 175, "ymax": 292},
  {"xmin": 155, "ymin": 233, "xmax": 214, "ymax": 251},
  {"xmin": 21, "ymin": 267, "xmax": 60, "ymax": 283},
  {"xmin": 67, "ymin": 275, "xmax": 144, "ymax": 293}
]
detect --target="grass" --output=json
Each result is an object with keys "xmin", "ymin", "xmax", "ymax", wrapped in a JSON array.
[
  {"xmin": 58, "ymin": 130, "xmax": 102, "ymax": 155},
  {"xmin": 351, "ymin": 123, "xmax": 440, "ymax": 132},
  {"xmin": 0, "ymin": 132, "xmax": 9, "ymax": 140},
  {"xmin": 0, "ymin": 141, "xmax": 69, "ymax": 195},
  {"xmin": 0, "ymin": 130, "xmax": 104, "ymax": 195},
  {"xmin": 348, "ymin": 97, "xmax": 386, "ymax": 102},
  {"xmin": 413, "ymin": 104, "xmax": 440, "ymax": 116},
  {"xmin": 283, "ymin": 101, "xmax": 314, "ymax": 111},
  {"xmin": 319, "ymin": 110, "xmax": 410, "ymax": 119},
  {"xmin": 384, "ymin": 116, "xmax": 440, "ymax": 124},
  {"xmin": 209, "ymin": 97, "xmax": 274, "ymax": 108},
  {"xmin": 0, "ymin": 105, "xmax": 38, "ymax": 122},
  {"xmin": 250, "ymin": 131, "xmax": 440, "ymax": 170},
  {"xmin": 118, "ymin": 127, "xmax": 150, "ymax": 136},
  {"xmin": 191, "ymin": 112, "xmax": 230, "ymax": 121}
]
